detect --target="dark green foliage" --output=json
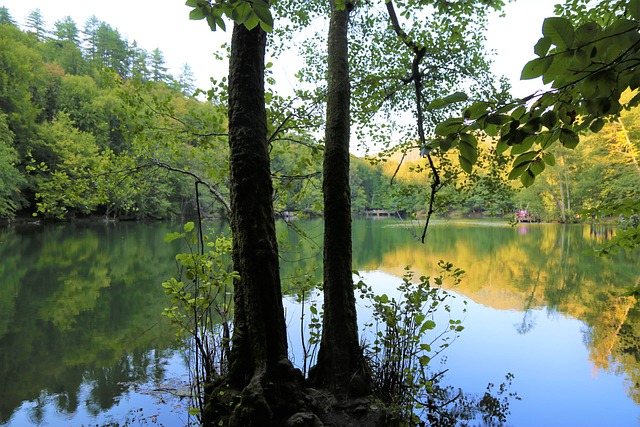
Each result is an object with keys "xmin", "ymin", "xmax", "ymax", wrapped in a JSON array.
[
  {"xmin": 25, "ymin": 8, "xmax": 46, "ymax": 41},
  {"xmin": 0, "ymin": 7, "xmax": 16, "ymax": 26},
  {"xmin": 0, "ymin": 9, "xmax": 228, "ymax": 220},
  {"xmin": 0, "ymin": 113, "xmax": 26, "ymax": 217}
]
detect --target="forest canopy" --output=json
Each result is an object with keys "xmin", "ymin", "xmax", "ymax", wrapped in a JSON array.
[{"xmin": 0, "ymin": 4, "xmax": 638, "ymax": 224}]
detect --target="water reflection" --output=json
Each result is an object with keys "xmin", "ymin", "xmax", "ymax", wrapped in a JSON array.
[
  {"xmin": 279, "ymin": 219, "xmax": 640, "ymax": 425},
  {"xmin": 0, "ymin": 223, "xmax": 184, "ymax": 425},
  {"xmin": 1, "ymin": 219, "xmax": 639, "ymax": 426}
]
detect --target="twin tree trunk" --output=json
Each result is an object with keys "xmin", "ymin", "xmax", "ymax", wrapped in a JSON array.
[
  {"xmin": 310, "ymin": 0, "xmax": 370, "ymax": 397},
  {"xmin": 212, "ymin": 2, "xmax": 368, "ymax": 424}
]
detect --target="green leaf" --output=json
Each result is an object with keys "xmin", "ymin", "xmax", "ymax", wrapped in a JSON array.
[
  {"xmin": 189, "ymin": 7, "xmax": 205, "ymax": 20},
  {"xmin": 511, "ymin": 106, "xmax": 527, "ymax": 120},
  {"xmin": 508, "ymin": 162, "xmax": 529, "ymax": 180},
  {"xmin": 459, "ymin": 154, "xmax": 473, "ymax": 174},
  {"xmin": 460, "ymin": 132, "xmax": 478, "ymax": 148},
  {"xmin": 424, "ymin": 320, "xmax": 436, "ymax": 330},
  {"xmin": 631, "ymin": 0, "xmax": 640, "ymax": 21},
  {"xmin": 458, "ymin": 133, "xmax": 478, "ymax": 172},
  {"xmin": 185, "ymin": 0, "xmax": 200, "ymax": 6},
  {"xmin": 439, "ymin": 135, "xmax": 457, "ymax": 151},
  {"xmin": 529, "ymin": 158, "xmax": 546, "ymax": 175},
  {"xmin": 521, "ymin": 56, "xmax": 553, "ymax": 80},
  {"xmin": 495, "ymin": 138, "xmax": 509, "ymax": 155},
  {"xmin": 463, "ymin": 101, "xmax": 489, "ymax": 120},
  {"xmin": 419, "ymin": 355, "xmax": 431, "ymax": 366},
  {"xmin": 542, "ymin": 17, "xmax": 575, "ymax": 49},
  {"xmin": 559, "ymin": 128, "xmax": 579, "ymax": 148},
  {"xmin": 485, "ymin": 114, "xmax": 511, "ymax": 125},
  {"xmin": 571, "ymin": 47, "xmax": 590, "ymax": 69},
  {"xmin": 259, "ymin": 19, "xmax": 272, "ymax": 32},
  {"xmin": 435, "ymin": 118, "xmax": 464, "ymax": 136},
  {"xmin": 534, "ymin": 36, "xmax": 553, "ymax": 57},
  {"xmin": 485, "ymin": 124, "xmax": 499, "ymax": 137},
  {"xmin": 164, "ymin": 231, "xmax": 183, "ymax": 243},
  {"xmin": 542, "ymin": 151, "xmax": 556, "ymax": 166},
  {"xmin": 521, "ymin": 170, "xmax": 536, "ymax": 187},
  {"xmin": 541, "ymin": 110, "xmax": 558, "ymax": 129},
  {"xmin": 574, "ymin": 21, "xmax": 600, "ymax": 45},
  {"xmin": 543, "ymin": 51, "xmax": 574, "ymax": 85},
  {"xmin": 538, "ymin": 129, "xmax": 560, "ymax": 149},
  {"xmin": 509, "ymin": 151, "xmax": 538, "ymax": 174},
  {"xmin": 511, "ymin": 135, "xmax": 535, "ymax": 155},
  {"xmin": 215, "ymin": 15, "xmax": 226, "ymax": 31},
  {"xmin": 184, "ymin": 221, "xmax": 195, "ymax": 232},
  {"xmin": 427, "ymin": 91, "xmax": 468, "ymax": 110},
  {"xmin": 513, "ymin": 150, "xmax": 538, "ymax": 168},
  {"xmin": 232, "ymin": 2, "xmax": 252, "ymax": 24},
  {"xmin": 188, "ymin": 407, "xmax": 201, "ymax": 415},
  {"xmin": 522, "ymin": 117, "xmax": 542, "ymax": 134},
  {"xmin": 243, "ymin": 12, "xmax": 260, "ymax": 30},
  {"xmin": 589, "ymin": 117, "xmax": 605, "ymax": 133},
  {"xmin": 252, "ymin": 1, "xmax": 274, "ymax": 32}
]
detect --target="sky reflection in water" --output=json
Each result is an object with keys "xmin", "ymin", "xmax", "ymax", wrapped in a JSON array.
[{"xmin": 2, "ymin": 220, "xmax": 639, "ymax": 426}]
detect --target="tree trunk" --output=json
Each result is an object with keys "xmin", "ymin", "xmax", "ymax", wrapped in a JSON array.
[
  {"xmin": 310, "ymin": 0, "xmax": 370, "ymax": 398},
  {"xmin": 204, "ymin": 18, "xmax": 303, "ymax": 427}
]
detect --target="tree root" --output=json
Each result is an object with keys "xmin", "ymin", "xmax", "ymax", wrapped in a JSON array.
[{"xmin": 203, "ymin": 359, "xmax": 398, "ymax": 427}]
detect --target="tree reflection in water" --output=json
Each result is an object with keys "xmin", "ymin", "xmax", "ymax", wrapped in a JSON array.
[
  {"xmin": 0, "ymin": 223, "xmax": 182, "ymax": 425},
  {"xmin": 1, "ymin": 220, "xmax": 639, "ymax": 426}
]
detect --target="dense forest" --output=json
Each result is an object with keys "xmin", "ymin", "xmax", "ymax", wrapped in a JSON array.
[{"xmin": 1, "ymin": 6, "xmax": 639, "ymax": 223}]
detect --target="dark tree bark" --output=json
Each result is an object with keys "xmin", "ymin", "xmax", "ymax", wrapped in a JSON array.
[
  {"xmin": 204, "ymin": 17, "xmax": 304, "ymax": 427},
  {"xmin": 310, "ymin": 0, "xmax": 371, "ymax": 398}
]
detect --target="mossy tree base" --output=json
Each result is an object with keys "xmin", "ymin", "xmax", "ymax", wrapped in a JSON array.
[{"xmin": 203, "ymin": 371, "xmax": 399, "ymax": 427}]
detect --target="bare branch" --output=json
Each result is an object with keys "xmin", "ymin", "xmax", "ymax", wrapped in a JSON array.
[
  {"xmin": 421, "ymin": 154, "xmax": 443, "ymax": 244},
  {"xmin": 151, "ymin": 158, "xmax": 231, "ymax": 215},
  {"xmin": 272, "ymin": 172, "xmax": 321, "ymax": 180},
  {"xmin": 385, "ymin": 0, "xmax": 440, "ymax": 244}
]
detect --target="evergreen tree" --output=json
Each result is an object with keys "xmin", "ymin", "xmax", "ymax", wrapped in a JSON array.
[
  {"xmin": 177, "ymin": 62, "xmax": 196, "ymax": 95},
  {"xmin": 0, "ymin": 7, "xmax": 16, "ymax": 26},
  {"xmin": 129, "ymin": 40, "xmax": 151, "ymax": 81},
  {"xmin": 82, "ymin": 15, "xmax": 100, "ymax": 62},
  {"xmin": 53, "ymin": 16, "xmax": 79, "ymax": 43},
  {"xmin": 149, "ymin": 48, "xmax": 169, "ymax": 82},
  {"xmin": 25, "ymin": 8, "xmax": 46, "ymax": 41},
  {"xmin": 95, "ymin": 22, "xmax": 130, "ymax": 77}
]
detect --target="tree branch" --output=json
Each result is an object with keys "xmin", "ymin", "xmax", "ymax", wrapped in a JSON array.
[
  {"xmin": 141, "ymin": 97, "xmax": 228, "ymax": 138},
  {"xmin": 385, "ymin": 0, "xmax": 440, "ymax": 244},
  {"xmin": 150, "ymin": 158, "xmax": 231, "ymax": 215}
]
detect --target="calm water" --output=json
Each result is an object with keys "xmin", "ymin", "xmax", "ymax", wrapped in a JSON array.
[{"xmin": 1, "ymin": 219, "xmax": 639, "ymax": 426}]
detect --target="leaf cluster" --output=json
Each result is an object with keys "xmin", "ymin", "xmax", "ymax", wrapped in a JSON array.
[
  {"xmin": 185, "ymin": 0, "xmax": 274, "ymax": 32},
  {"xmin": 423, "ymin": 0, "xmax": 640, "ymax": 189},
  {"xmin": 356, "ymin": 261, "xmax": 466, "ymax": 419}
]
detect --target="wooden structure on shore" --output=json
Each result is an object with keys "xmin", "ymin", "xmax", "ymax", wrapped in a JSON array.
[
  {"xmin": 514, "ymin": 210, "xmax": 538, "ymax": 223},
  {"xmin": 365, "ymin": 209, "xmax": 391, "ymax": 218}
]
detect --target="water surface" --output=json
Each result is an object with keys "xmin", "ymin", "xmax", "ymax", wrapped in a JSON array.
[{"xmin": 1, "ymin": 219, "xmax": 639, "ymax": 426}]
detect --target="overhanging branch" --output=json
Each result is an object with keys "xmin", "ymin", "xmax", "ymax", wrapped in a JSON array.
[
  {"xmin": 151, "ymin": 158, "xmax": 231, "ymax": 215},
  {"xmin": 385, "ymin": 0, "xmax": 441, "ymax": 244}
]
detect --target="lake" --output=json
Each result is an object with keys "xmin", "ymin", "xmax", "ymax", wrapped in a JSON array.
[{"xmin": 1, "ymin": 219, "xmax": 639, "ymax": 426}]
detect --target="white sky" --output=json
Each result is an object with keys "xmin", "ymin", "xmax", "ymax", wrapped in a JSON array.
[{"xmin": 1, "ymin": 0, "xmax": 558, "ymax": 98}]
